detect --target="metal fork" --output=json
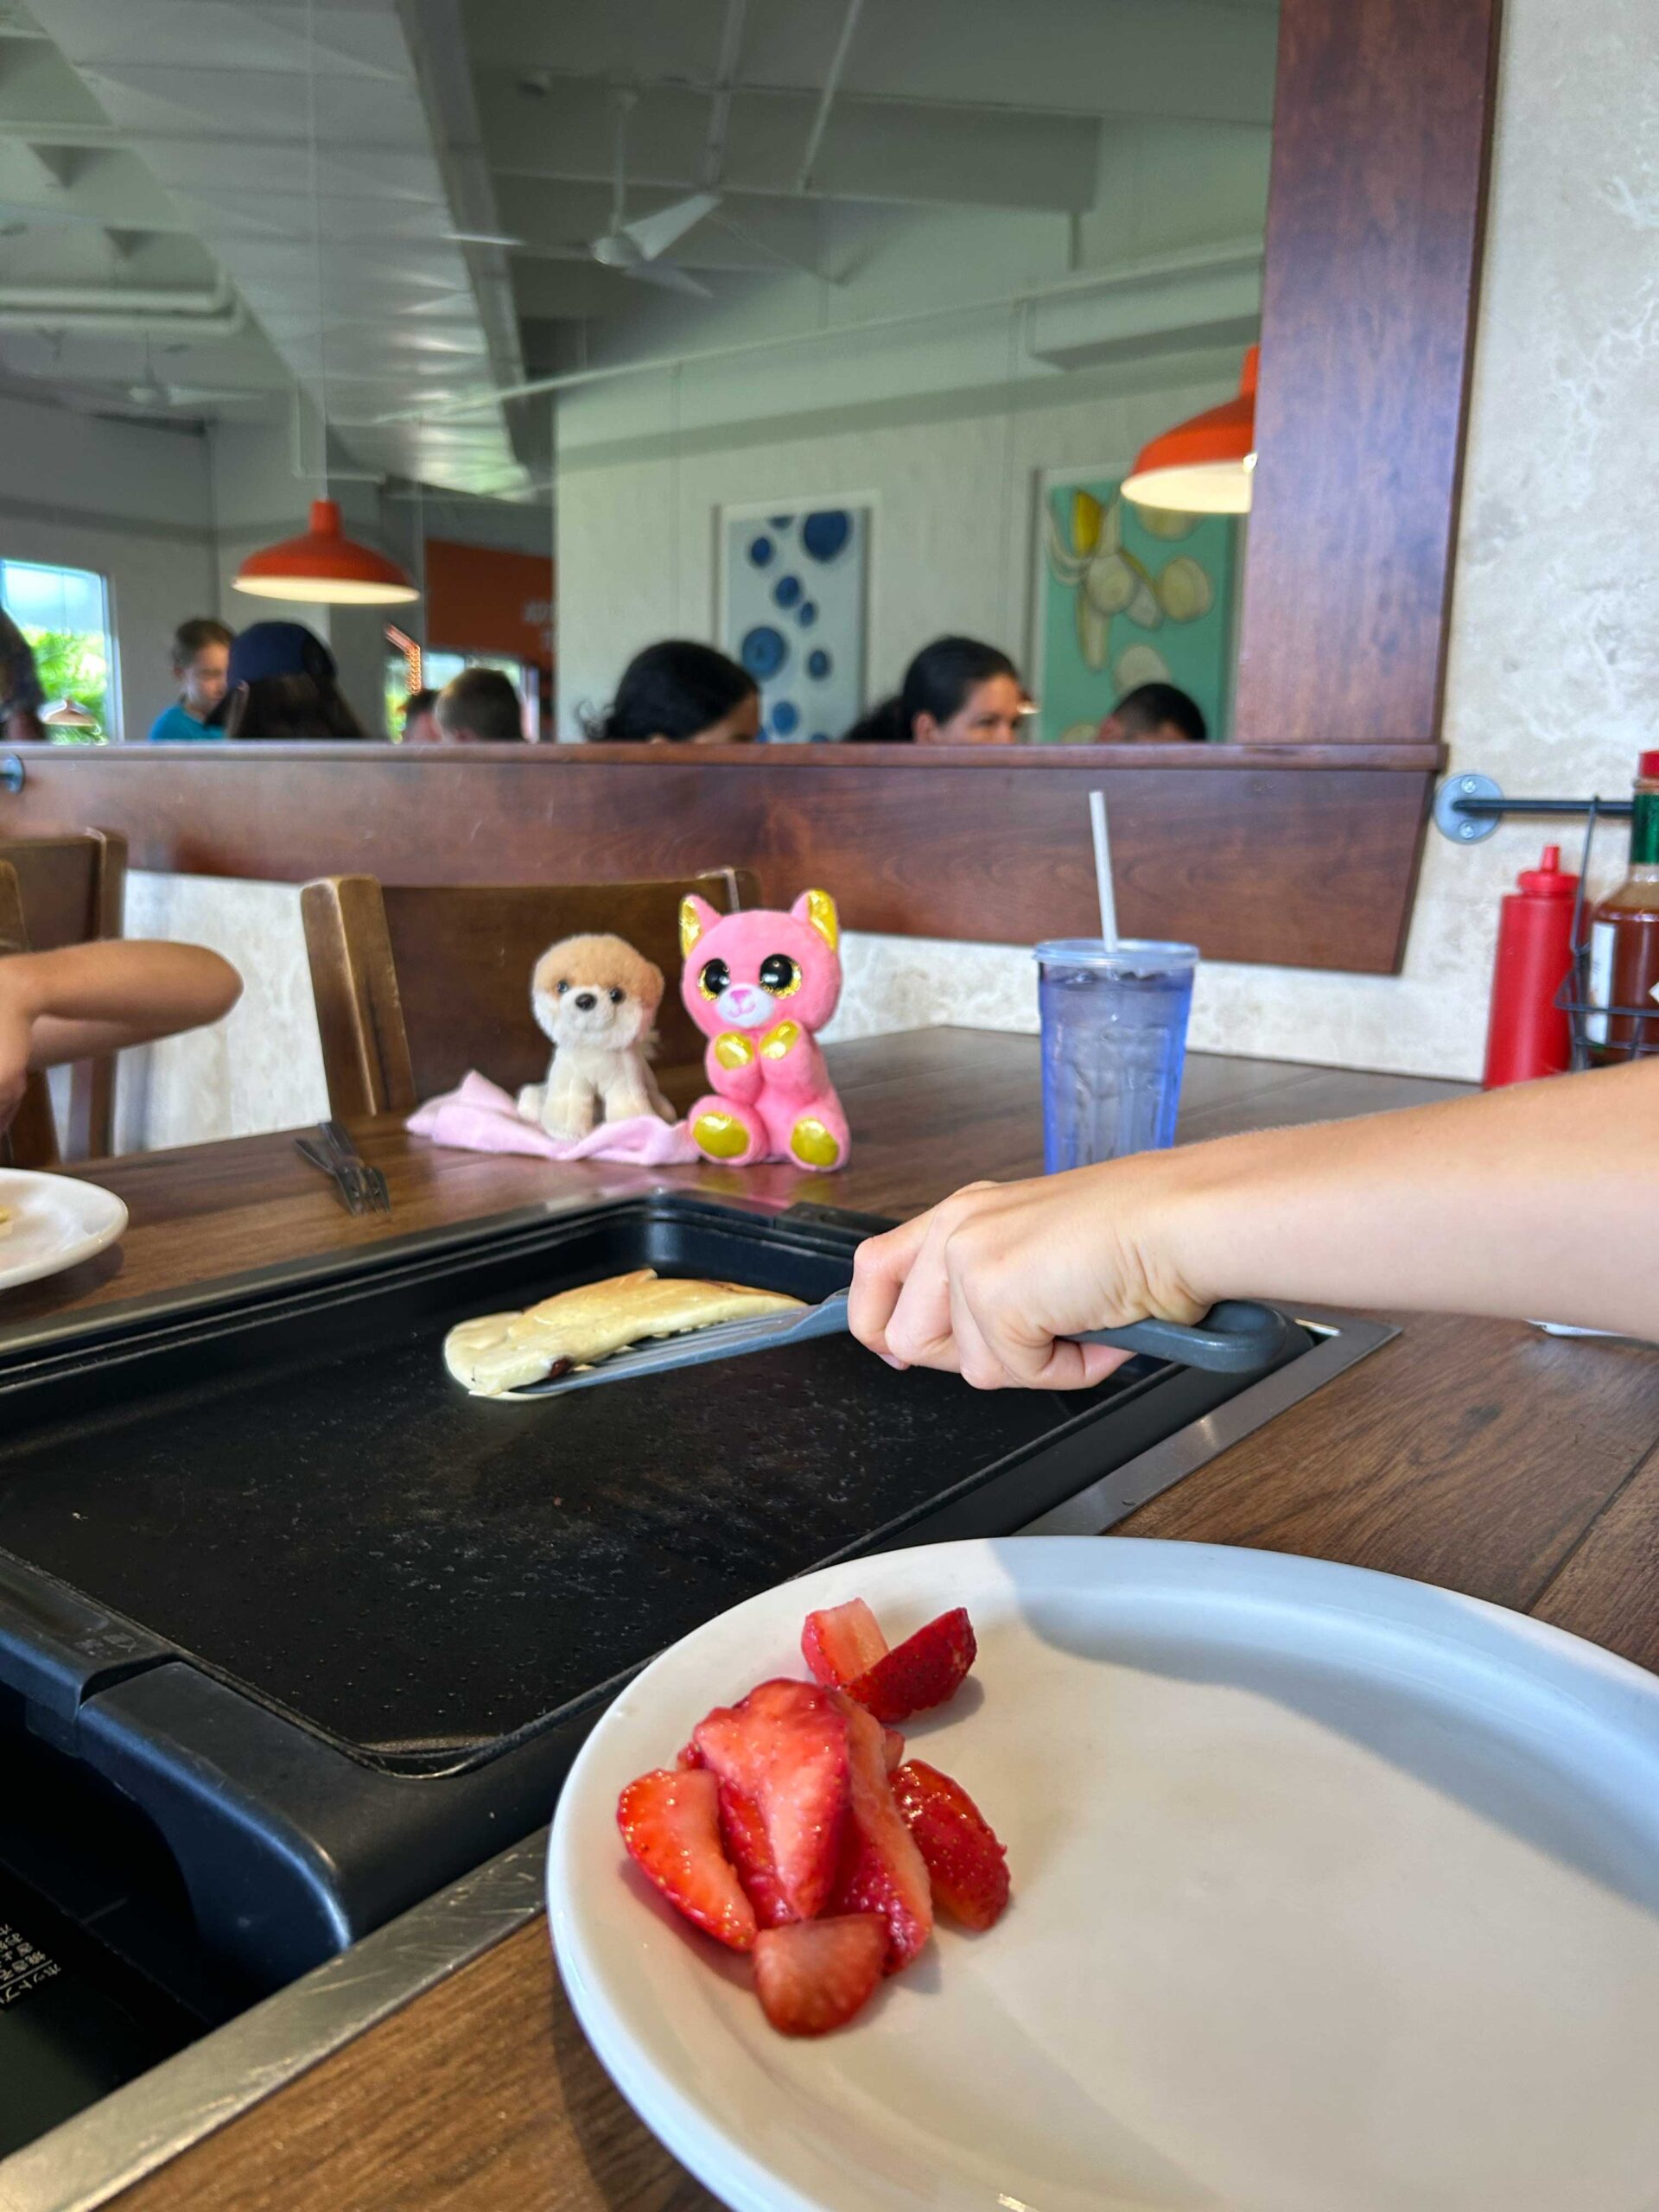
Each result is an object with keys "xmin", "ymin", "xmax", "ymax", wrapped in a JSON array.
[
  {"xmin": 294, "ymin": 1135, "xmax": 363, "ymax": 1215},
  {"xmin": 319, "ymin": 1120, "xmax": 391, "ymax": 1214}
]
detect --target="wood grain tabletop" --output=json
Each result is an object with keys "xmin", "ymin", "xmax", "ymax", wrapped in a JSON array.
[{"xmin": 7, "ymin": 1027, "xmax": 1650, "ymax": 2212}]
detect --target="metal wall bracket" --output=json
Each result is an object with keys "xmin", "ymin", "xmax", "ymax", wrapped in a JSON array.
[
  {"xmin": 1433, "ymin": 773, "xmax": 1631, "ymax": 844},
  {"xmin": 1433, "ymin": 772, "xmax": 1503, "ymax": 842}
]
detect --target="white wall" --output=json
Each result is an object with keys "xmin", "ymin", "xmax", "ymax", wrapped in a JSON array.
[
  {"xmin": 556, "ymin": 344, "xmax": 1243, "ymax": 737},
  {"xmin": 0, "ymin": 389, "xmax": 218, "ymax": 739}
]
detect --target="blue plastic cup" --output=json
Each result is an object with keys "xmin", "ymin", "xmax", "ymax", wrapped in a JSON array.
[{"xmin": 1035, "ymin": 938, "xmax": 1198, "ymax": 1172}]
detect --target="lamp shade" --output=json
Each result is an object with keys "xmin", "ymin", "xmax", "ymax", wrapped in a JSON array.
[
  {"xmin": 233, "ymin": 499, "xmax": 418, "ymax": 606},
  {"xmin": 1122, "ymin": 346, "xmax": 1258, "ymax": 514}
]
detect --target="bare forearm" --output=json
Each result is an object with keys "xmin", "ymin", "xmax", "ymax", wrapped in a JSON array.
[
  {"xmin": 10, "ymin": 942, "xmax": 242, "ymax": 1066},
  {"xmin": 1159, "ymin": 1060, "xmax": 1659, "ymax": 1337}
]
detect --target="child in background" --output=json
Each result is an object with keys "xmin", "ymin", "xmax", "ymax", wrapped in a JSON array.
[
  {"xmin": 0, "ymin": 942, "xmax": 242, "ymax": 1138},
  {"xmin": 147, "ymin": 620, "xmax": 233, "ymax": 743}
]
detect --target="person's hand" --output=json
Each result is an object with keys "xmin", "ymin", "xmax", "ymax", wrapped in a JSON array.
[
  {"xmin": 0, "ymin": 963, "xmax": 37, "ymax": 1135},
  {"xmin": 848, "ymin": 1160, "xmax": 1210, "ymax": 1391}
]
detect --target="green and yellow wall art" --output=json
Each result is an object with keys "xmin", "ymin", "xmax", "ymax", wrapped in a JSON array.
[{"xmin": 1032, "ymin": 470, "xmax": 1237, "ymax": 744}]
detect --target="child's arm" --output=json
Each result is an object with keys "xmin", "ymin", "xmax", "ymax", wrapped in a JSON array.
[
  {"xmin": 849, "ymin": 1058, "xmax": 1659, "ymax": 1389},
  {"xmin": 0, "ymin": 942, "xmax": 242, "ymax": 1129}
]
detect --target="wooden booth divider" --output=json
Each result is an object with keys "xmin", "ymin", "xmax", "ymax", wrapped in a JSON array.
[{"xmin": 0, "ymin": 743, "xmax": 1437, "ymax": 975}]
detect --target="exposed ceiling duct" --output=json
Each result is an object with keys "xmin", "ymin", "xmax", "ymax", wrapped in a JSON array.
[{"xmin": 22, "ymin": 0, "xmax": 529, "ymax": 495}]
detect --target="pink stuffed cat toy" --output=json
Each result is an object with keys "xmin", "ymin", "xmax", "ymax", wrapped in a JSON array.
[{"xmin": 679, "ymin": 888, "xmax": 849, "ymax": 1170}]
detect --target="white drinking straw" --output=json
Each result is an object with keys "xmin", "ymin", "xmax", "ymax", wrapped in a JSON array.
[{"xmin": 1089, "ymin": 788, "xmax": 1119, "ymax": 950}]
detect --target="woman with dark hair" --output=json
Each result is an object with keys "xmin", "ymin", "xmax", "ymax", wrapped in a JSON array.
[
  {"xmin": 583, "ymin": 640, "xmax": 760, "ymax": 745},
  {"xmin": 207, "ymin": 621, "xmax": 369, "ymax": 741},
  {"xmin": 844, "ymin": 636, "xmax": 1027, "ymax": 746}
]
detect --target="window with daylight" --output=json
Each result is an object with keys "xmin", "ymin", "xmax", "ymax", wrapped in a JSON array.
[{"xmin": 0, "ymin": 558, "xmax": 116, "ymax": 742}]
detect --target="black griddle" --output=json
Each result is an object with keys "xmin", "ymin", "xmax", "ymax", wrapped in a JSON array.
[{"xmin": 0, "ymin": 1193, "xmax": 1306, "ymax": 2005}]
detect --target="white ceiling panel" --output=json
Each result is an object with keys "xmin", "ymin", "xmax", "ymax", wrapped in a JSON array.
[{"xmin": 24, "ymin": 0, "xmax": 527, "ymax": 491}]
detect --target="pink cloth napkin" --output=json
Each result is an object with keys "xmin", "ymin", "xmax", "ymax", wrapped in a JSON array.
[{"xmin": 407, "ymin": 1071, "xmax": 702, "ymax": 1166}]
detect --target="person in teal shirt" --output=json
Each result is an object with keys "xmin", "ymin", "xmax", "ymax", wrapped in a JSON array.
[{"xmin": 146, "ymin": 618, "xmax": 232, "ymax": 742}]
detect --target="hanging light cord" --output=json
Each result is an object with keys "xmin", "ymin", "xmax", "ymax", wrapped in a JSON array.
[{"xmin": 307, "ymin": 0, "xmax": 327, "ymax": 493}]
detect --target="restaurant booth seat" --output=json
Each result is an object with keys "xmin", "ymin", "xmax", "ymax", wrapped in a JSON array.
[
  {"xmin": 0, "ymin": 828, "xmax": 126, "ymax": 1165},
  {"xmin": 300, "ymin": 867, "xmax": 760, "ymax": 1122}
]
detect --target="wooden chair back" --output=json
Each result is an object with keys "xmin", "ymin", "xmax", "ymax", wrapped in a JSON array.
[
  {"xmin": 0, "ymin": 829, "xmax": 126, "ymax": 1160},
  {"xmin": 301, "ymin": 868, "xmax": 760, "ymax": 1119},
  {"xmin": 0, "ymin": 859, "xmax": 60, "ymax": 1170}
]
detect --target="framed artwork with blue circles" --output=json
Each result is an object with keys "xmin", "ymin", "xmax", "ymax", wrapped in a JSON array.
[{"xmin": 719, "ymin": 499, "xmax": 870, "ymax": 744}]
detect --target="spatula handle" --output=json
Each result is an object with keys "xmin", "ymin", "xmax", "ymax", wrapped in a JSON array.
[{"xmin": 1073, "ymin": 1300, "xmax": 1293, "ymax": 1374}]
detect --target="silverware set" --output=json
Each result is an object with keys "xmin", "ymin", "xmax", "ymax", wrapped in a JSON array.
[{"xmin": 294, "ymin": 1120, "xmax": 391, "ymax": 1216}]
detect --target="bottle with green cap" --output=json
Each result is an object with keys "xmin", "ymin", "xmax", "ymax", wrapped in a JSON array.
[{"xmin": 1586, "ymin": 749, "xmax": 1659, "ymax": 1063}]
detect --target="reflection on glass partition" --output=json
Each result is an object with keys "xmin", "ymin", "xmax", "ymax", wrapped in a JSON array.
[{"xmin": 0, "ymin": 0, "xmax": 1274, "ymax": 756}]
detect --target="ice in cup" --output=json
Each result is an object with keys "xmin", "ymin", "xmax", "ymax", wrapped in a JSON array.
[{"xmin": 1035, "ymin": 939, "xmax": 1198, "ymax": 1171}]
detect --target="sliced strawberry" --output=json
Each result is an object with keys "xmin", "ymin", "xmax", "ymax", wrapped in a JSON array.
[
  {"xmin": 829, "ymin": 1692, "xmax": 933, "ymax": 1972},
  {"xmin": 802, "ymin": 1597, "xmax": 889, "ymax": 1688},
  {"xmin": 844, "ymin": 1606, "xmax": 976, "ymax": 1725},
  {"xmin": 616, "ymin": 1768, "xmax": 757, "ymax": 1952},
  {"xmin": 716, "ymin": 1781, "xmax": 795, "ymax": 1929},
  {"xmin": 692, "ymin": 1680, "xmax": 850, "ymax": 1920},
  {"xmin": 753, "ymin": 1915, "xmax": 886, "ymax": 2037},
  {"xmin": 882, "ymin": 1729, "xmax": 906, "ymax": 1772},
  {"xmin": 892, "ymin": 1760, "xmax": 1010, "ymax": 1931}
]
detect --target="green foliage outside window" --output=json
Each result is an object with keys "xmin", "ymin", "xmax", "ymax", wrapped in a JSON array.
[{"xmin": 23, "ymin": 626, "xmax": 110, "ymax": 743}]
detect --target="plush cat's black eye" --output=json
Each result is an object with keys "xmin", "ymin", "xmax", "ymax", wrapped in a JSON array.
[
  {"xmin": 698, "ymin": 957, "xmax": 730, "ymax": 1000},
  {"xmin": 555, "ymin": 980, "xmax": 569, "ymax": 995},
  {"xmin": 760, "ymin": 953, "xmax": 801, "ymax": 995},
  {"xmin": 608, "ymin": 988, "xmax": 625, "ymax": 1004}
]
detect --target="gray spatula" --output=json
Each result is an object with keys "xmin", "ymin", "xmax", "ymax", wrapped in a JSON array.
[{"xmin": 508, "ymin": 1288, "xmax": 1293, "ymax": 1396}]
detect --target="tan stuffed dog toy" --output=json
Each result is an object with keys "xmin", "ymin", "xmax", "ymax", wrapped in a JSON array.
[{"xmin": 516, "ymin": 933, "xmax": 675, "ymax": 1140}]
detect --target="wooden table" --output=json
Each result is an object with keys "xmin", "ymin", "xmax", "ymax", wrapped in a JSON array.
[{"xmin": 10, "ymin": 1029, "xmax": 1656, "ymax": 2212}]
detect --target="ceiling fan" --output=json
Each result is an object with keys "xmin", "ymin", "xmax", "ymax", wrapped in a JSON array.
[{"xmin": 585, "ymin": 89, "xmax": 720, "ymax": 298}]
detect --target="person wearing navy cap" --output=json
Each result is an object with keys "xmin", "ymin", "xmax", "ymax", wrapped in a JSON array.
[{"xmin": 206, "ymin": 621, "xmax": 369, "ymax": 741}]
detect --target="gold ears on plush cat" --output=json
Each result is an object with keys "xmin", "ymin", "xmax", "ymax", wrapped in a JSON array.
[
  {"xmin": 791, "ymin": 888, "xmax": 839, "ymax": 950},
  {"xmin": 680, "ymin": 893, "xmax": 721, "ymax": 957}
]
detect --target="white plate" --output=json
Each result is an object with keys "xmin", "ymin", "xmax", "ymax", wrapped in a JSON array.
[
  {"xmin": 549, "ymin": 1537, "xmax": 1659, "ymax": 2212},
  {"xmin": 0, "ymin": 1166, "xmax": 127, "ymax": 1293}
]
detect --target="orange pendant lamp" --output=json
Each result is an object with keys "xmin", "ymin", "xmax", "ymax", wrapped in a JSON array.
[
  {"xmin": 233, "ymin": 498, "xmax": 418, "ymax": 606},
  {"xmin": 1122, "ymin": 346, "xmax": 1258, "ymax": 514}
]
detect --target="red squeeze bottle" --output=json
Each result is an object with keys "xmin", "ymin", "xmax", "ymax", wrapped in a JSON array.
[{"xmin": 1482, "ymin": 844, "xmax": 1579, "ymax": 1088}]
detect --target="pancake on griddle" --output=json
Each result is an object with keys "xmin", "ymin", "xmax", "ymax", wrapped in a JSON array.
[{"xmin": 444, "ymin": 1269, "xmax": 803, "ymax": 1397}]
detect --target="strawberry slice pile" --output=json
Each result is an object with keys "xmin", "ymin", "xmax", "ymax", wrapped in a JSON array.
[{"xmin": 616, "ymin": 1597, "xmax": 1009, "ymax": 2037}]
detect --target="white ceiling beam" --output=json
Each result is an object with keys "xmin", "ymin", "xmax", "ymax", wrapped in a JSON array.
[
  {"xmin": 794, "ymin": 0, "xmax": 863, "ymax": 195},
  {"xmin": 19, "ymin": 136, "xmax": 75, "ymax": 186},
  {"xmin": 462, "ymin": 0, "xmax": 1278, "ymax": 127},
  {"xmin": 400, "ymin": 0, "xmax": 530, "ymax": 462},
  {"xmin": 0, "ymin": 140, "xmax": 178, "ymax": 227},
  {"xmin": 701, "ymin": 0, "xmax": 747, "ymax": 189},
  {"xmin": 27, "ymin": 0, "xmax": 524, "ymax": 496},
  {"xmin": 480, "ymin": 78, "xmax": 1101, "ymax": 213}
]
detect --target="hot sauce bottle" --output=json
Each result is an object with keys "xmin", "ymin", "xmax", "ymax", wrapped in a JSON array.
[
  {"xmin": 1586, "ymin": 750, "xmax": 1659, "ymax": 1064},
  {"xmin": 1481, "ymin": 845, "xmax": 1578, "ymax": 1087}
]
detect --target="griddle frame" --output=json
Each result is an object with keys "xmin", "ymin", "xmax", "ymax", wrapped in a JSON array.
[{"xmin": 0, "ymin": 1300, "xmax": 1397, "ymax": 2212}]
